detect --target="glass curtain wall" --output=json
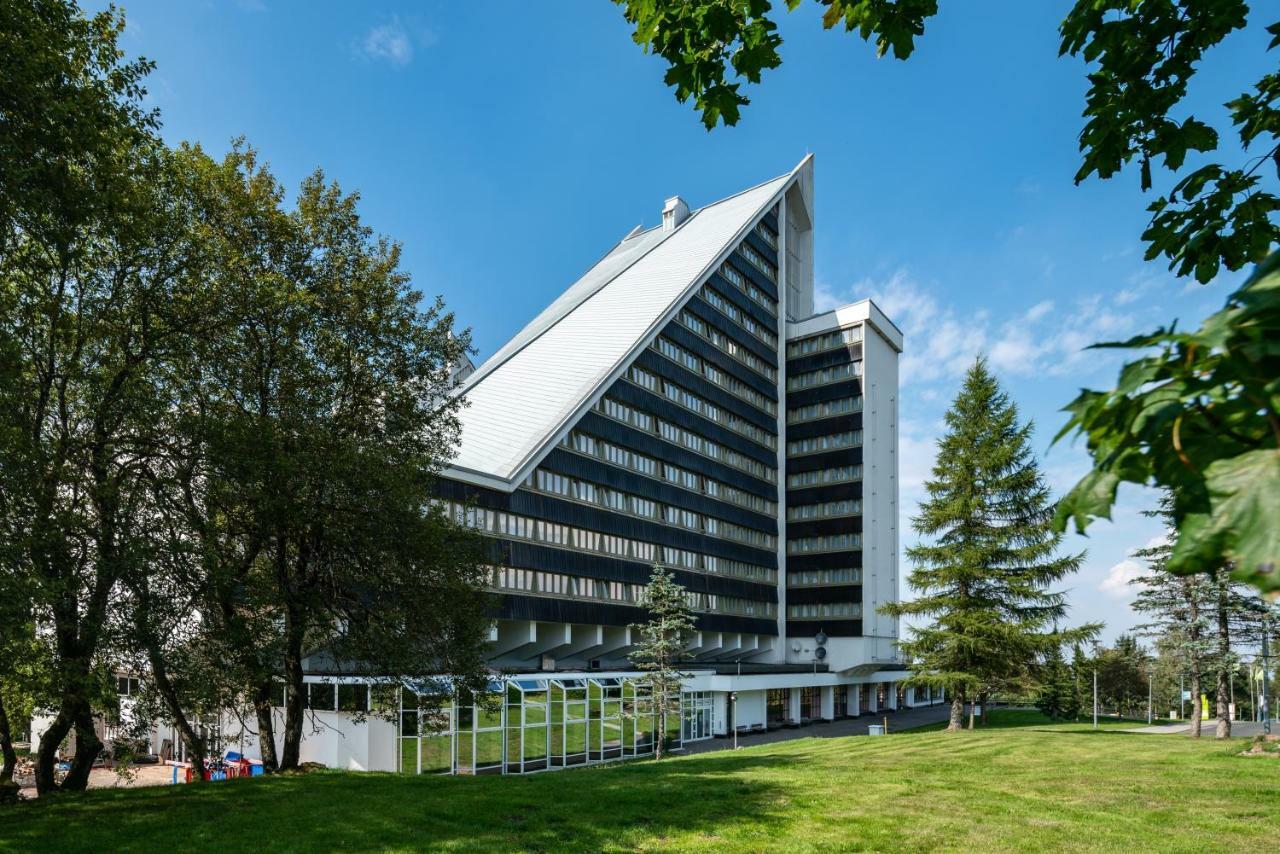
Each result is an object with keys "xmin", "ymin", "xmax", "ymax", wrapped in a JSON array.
[{"xmin": 398, "ymin": 676, "xmax": 662, "ymax": 775}]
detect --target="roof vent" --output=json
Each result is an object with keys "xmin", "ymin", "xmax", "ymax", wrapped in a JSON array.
[{"xmin": 661, "ymin": 195, "xmax": 690, "ymax": 232}]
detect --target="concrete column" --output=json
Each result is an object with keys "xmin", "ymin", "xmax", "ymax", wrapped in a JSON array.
[
  {"xmin": 788, "ymin": 688, "xmax": 802, "ymax": 724},
  {"xmin": 888, "ymin": 682, "xmax": 899, "ymax": 711},
  {"xmin": 820, "ymin": 686, "xmax": 834, "ymax": 720},
  {"xmin": 850, "ymin": 684, "xmax": 861, "ymax": 716},
  {"xmin": 905, "ymin": 686, "xmax": 915, "ymax": 708},
  {"xmin": 868, "ymin": 683, "xmax": 879, "ymax": 714}
]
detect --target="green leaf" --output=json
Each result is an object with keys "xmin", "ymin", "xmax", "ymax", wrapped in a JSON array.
[{"xmin": 1167, "ymin": 450, "xmax": 1280, "ymax": 592}]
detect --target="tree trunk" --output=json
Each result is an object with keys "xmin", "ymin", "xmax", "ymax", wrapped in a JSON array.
[
  {"xmin": 947, "ymin": 697, "xmax": 964, "ymax": 732},
  {"xmin": 34, "ymin": 703, "xmax": 76, "ymax": 794},
  {"xmin": 967, "ymin": 701, "xmax": 975, "ymax": 730},
  {"xmin": 279, "ymin": 612, "xmax": 306, "ymax": 770},
  {"xmin": 147, "ymin": 647, "xmax": 207, "ymax": 780},
  {"xmin": 0, "ymin": 696, "xmax": 17, "ymax": 784},
  {"xmin": 656, "ymin": 698, "xmax": 665, "ymax": 760},
  {"xmin": 61, "ymin": 705, "xmax": 102, "ymax": 791},
  {"xmin": 1188, "ymin": 668, "xmax": 1202, "ymax": 738},
  {"xmin": 1215, "ymin": 577, "xmax": 1232, "ymax": 739},
  {"xmin": 253, "ymin": 683, "xmax": 279, "ymax": 773},
  {"xmin": 979, "ymin": 692, "xmax": 990, "ymax": 726},
  {"xmin": 1185, "ymin": 577, "xmax": 1203, "ymax": 738}
]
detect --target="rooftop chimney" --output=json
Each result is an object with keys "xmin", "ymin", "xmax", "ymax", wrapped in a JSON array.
[{"xmin": 661, "ymin": 195, "xmax": 690, "ymax": 232}]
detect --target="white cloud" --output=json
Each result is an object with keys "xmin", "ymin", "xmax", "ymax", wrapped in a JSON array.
[
  {"xmin": 1099, "ymin": 559, "xmax": 1145, "ymax": 597},
  {"xmin": 359, "ymin": 18, "xmax": 415, "ymax": 66},
  {"xmin": 1024, "ymin": 300, "xmax": 1054, "ymax": 323}
]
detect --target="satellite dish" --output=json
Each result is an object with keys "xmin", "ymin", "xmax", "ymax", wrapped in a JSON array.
[
  {"xmin": 815, "ymin": 646, "xmax": 828, "ymax": 660},
  {"xmin": 790, "ymin": 642, "xmax": 802, "ymax": 653},
  {"xmin": 814, "ymin": 631, "xmax": 828, "ymax": 646}
]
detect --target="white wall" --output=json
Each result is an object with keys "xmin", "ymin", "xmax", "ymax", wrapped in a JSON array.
[
  {"xmin": 219, "ymin": 707, "xmax": 397, "ymax": 772},
  {"xmin": 859, "ymin": 318, "xmax": 901, "ymax": 664}
]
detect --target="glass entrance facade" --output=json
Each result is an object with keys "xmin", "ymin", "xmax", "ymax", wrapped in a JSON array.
[
  {"xmin": 682, "ymin": 691, "xmax": 714, "ymax": 742},
  {"xmin": 396, "ymin": 675, "xmax": 663, "ymax": 775}
]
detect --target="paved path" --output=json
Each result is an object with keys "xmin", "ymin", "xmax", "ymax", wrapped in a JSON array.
[
  {"xmin": 1124, "ymin": 720, "xmax": 1276, "ymax": 737},
  {"xmin": 681, "ymin": 702, "xmax": 954, "ymax": 755}
]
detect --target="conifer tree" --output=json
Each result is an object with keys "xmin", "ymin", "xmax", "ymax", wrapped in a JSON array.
[
  {"xmin": 884, "ymin": 359, "xmax": 1097, "ymax": 731},
  {"xmin": 1071, "ymin": 645, "xmax": 1091, "ymax": 722},
  {"xmin": 1036, "ymin": 640, "xmax": 1074, "ymax": 721},
  {"xmin": 1131, "ymin": 494, "xmax": 1214, "ymax": 737},
  {"xmin": 629, "ymin": 564, "xmax": 695, "ymax": 759}
]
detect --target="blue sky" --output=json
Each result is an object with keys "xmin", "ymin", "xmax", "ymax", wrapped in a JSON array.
[{"xmin": 104, "ymin": 1, "xmax": 1274, "ymax": 644}]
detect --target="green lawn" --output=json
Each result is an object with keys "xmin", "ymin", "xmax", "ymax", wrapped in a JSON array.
[{"xmin": 3, "ymin": 711, "xmax": 1276, "ymax": 853}]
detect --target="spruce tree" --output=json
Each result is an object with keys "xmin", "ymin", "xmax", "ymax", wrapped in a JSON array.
[
  {"xmin": 629, "ymin": 564, "xmax": 695, "ymax": 759},
  {"xmin": 1131, "ymin": 494, "xmax": 1214, "ymax": 737},
  {"xmin": 1071, "ymin": 645, "xmax": 1091, "ymax": 722},
  {"xmin": 1036, "ymin": 640, "xmax": 1073, "ymax": 721},
  {"xmin": 1061, "ymin": 646, "xmax": 1084, "ymax": 722},
  {"xmin": 884, "ymin": 359, "xmax": 1097, "ymax": 731}
]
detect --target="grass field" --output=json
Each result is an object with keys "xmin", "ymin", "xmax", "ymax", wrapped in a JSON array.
[{"xmin": 2, "ymin": 711, "xmax": 1276, "ymax": 853}]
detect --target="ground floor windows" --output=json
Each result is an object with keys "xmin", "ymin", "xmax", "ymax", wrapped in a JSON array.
[
  {"xmin": 682, "ymin": 691, "xmax": 714, "ymax": 742},
  {"xmin": 396, "ymin": 676, "xmax": 665, "ymax": 776},
  {"xmin": 833, "ymin": 686, "xmax": 848, "ymax": 718},
  {"xmin": 766, "ymin": 688, "xmax": 790, "ymax": 727},
  {"xmin": 799, "ymin": 687, "xmax": 821, "ymax": 721}
]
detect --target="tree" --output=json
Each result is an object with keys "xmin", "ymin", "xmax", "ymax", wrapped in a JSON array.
[
  {"xmin": 1036, "ymin": 639, "xmax": 1075, "ymax": 721},
  {"xmin": 0, "ymin": 2, "xmax": 223, "ymax": 793},
  {"xmin": 1129, "ymin": 494, "xmax": 1213, "ymax": 736},
  {"xmin": 1204, "ymin": 567, "xmax": 1268, "ymax": 738},
  {"xmin": 1094, "ymin": 635, "xmax": 1149, "ymax": 718},
  {"xmin": 1070, "ymin": 644, "xmax": 1091, "ymax": 722},
  {"xmin": 615, "ymin": 2, "xmax": 1280, "ymax": 598},
  {"xmin": 883, "ymin": 359, "xmax": 1097, "ymax": 732},
  {"xmin": 2, "ymin": 2, "xmax": 494, "ymax": 786},
  {"xmin": 630, "ymin": 564, "xmax": 695, "ymax": 759}
]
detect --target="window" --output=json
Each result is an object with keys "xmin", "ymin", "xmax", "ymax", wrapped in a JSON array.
[
  {"xmin": 767, "ymin": 689, "xmax": 789, "ymax": 726},
  {"xmin": 787, "ymin": 396, "xmax": 863, "ymax": 425},
  {"xmin": 786, "ymin": 500, "xmax": 861, "ymax": 521},
  {"xmin": 787, "ymin": 602, "xmax": 862, "ymax": 619},
  {"xmin": 740, "ymin": 243, "xmax": 777, "ymax": 282},
  {"xmin": 787, "ymin": 361, "xmax": 863, "ymax": 391},
  {"xmin": 558, "ymin": 430, "xmax": 776, "ymax": 515},
  {"xmin": 787, "ymin": 567, "xmax": 862, "ymax": 587},
  {"xmin": 306, "ymin": 683, "xmax": 337, "ymax": 712},
  {"xmin": 718, "ymin": 261, "xmax": 777, "ymax": 316},
  {"xmin": 786, "ymin": 465, "xmax": 862, "ymax": 489},
  {"xmin": 339, "ymin": 684, "xmax": 369, "ymax": 713},
  {"xmin": 786, "ymin": 533, "xmax": 862, "ymax": 554},
  {"xmin": 786, "ymin": 325, "xmax": 863, "ymax": 358},
  {"xmin": 700, "ymin": 285, "xmax": 778, "ymax": 348},
  {"xmin": 800, "ymin": 687, "xmax": 820, "ymax": 720},
  {"xmin": 676, "ymin": 310, "xmax": 777, "ymax": 381},
  {"xmin": 787, "ymin": 431, "xmax": 863, "ymax": 457},
  {"xmin": 651, "ymin": 335, "xmax": 778, "ymax": 415}
]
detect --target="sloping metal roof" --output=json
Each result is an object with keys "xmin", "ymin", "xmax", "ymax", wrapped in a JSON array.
[{"xmin": 447, "ymin": 164, "xmax": 802, "ymax": 489}]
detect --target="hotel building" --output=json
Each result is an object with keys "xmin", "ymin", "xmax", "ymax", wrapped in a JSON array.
[{"xmin": 233, "ymin": 157, "xmax": 939, "ymax": 774}]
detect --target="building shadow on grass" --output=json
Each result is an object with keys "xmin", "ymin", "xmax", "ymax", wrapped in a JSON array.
[{"xmin": 0, "ymin": 752, "xmax": 798, "ymax": 853}]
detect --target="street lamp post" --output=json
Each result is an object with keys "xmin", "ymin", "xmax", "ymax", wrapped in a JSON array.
[
  {"xmin": 730, "ymin": 692, "xmax": 738, "ymax": 750},
  {"xmin": 1093, "ymin": 666, "xmax": 1099, "ymax": 730},
  {"xmin": 1152, "ymin": 665, "xmax": 1162, "ymax": 727},
  {"xmin": 1262, "ymin": 621, "xmax": 1272, "ymax": 735}
]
